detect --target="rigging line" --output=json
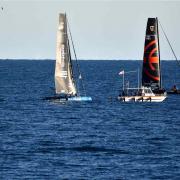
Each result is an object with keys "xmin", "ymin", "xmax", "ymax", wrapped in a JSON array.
[
  {"xmin": 159, "ymin": 20, "xmax": 180, "ymax": 67},
  {"xmin": 157, "ymin": 17, "xmax": 162, "ymax": 88},
  {"xmin": 67, "ymin": 37, "xmax": 79, "ymax": 96},
  {"xmin": 1, "ymin": 0, "xmax": 3, "ymax": 9},
  {"xmin": 66, "ymin": 17, "xmax": 87, "ymax": 96}
]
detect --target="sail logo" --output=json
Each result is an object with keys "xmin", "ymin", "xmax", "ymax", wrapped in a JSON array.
[
  {"xmin": 59, "ymin": 22, "xmax": 64, "ymax": 30},
  {"xmin": 146, "ymin": 35, "xmax": 151, "ymax": 40},
  {"xmin": 60, "ymin": 71, "xmax": 67, "ymax": 77},
  {"xmin": 61, "ymin": 44, "xmax": 65, "ymax": 68},
  {"xmin": 150, "ymin": 26, "xmax": 155, "ymax": 32}
]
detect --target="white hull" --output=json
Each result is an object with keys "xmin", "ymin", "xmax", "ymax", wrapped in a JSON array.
[{"xmin": 118, "ymin": 95, "xmax": 166, "ymax": 102}]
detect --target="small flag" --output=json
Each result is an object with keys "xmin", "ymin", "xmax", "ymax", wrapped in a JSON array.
[
  {"xmin": 119, "ymin": 70, "xmax": 124, "ymax": 75},
  {"xmin": 79, "ymin": 74, "xmax": 82, "ymax": 79}
]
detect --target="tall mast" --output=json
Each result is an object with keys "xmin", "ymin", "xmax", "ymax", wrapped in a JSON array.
[{"xmin": 156, "ymin": 17, "xmax": 162, "ymax": 88}]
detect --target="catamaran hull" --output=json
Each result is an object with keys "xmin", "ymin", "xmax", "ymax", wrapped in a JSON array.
[
  {"xmin": 68, "ymin": 96, "xmax": 92, "ymax": 101},
  {"xmin": 43, "ymin": 96, "xmax": 92, "ymax": 102},
  {"xmin": 118, "ymin": 95, "xmax": 166, "ymax": 102}
]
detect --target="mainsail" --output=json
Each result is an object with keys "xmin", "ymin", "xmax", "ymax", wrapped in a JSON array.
[
  {"xmin": 142, "ymin": 18, "xmax": 161, "ymax": 90},
  {"xmin": 55, "ymin": 13, "xmax": 77, "ymax": 95}
]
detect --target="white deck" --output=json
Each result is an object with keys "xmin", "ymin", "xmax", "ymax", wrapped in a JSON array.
[
  {"xmin": 118, "ymin": 95, "xmax": 166, "ymax": 102},
  {"xmin": 118, "ymin": 87, "xmax": 167, "ymax": 102}
]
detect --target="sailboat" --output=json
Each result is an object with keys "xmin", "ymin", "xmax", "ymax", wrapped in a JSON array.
[
  {"xmin": 118, "ymin": 17, "xmax": 167, "ymax": 102},
  {"xmin": 46, "ymin": 13, "xmax": 92, "ymax": 102}
]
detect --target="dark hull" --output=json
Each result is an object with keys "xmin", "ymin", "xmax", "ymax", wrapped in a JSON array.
[
  {"xmin": 43, "ymin": 96, "xmax": 69, "ymax": 101},
  {"xmin": 43, "ymin": 96, "xmax": 92, "ymax": 101},
  {"xmin": 167, "ymin": 90, "xmax": 180, "ymax": 94}
]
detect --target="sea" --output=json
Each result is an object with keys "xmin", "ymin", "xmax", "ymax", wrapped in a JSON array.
[{"xmin": 0, "ymin": 60, "xmax": 180, "ymax": 179}]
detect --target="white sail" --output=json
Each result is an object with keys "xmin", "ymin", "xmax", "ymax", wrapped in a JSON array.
[{"xmin": 55, "ymin": 13, "xmax": 77, "ymax": 95}]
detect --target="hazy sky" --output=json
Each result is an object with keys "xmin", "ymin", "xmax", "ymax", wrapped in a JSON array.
[{"xmin": 0, "ymin": 0, "xmax": 180, "ymax": 60}]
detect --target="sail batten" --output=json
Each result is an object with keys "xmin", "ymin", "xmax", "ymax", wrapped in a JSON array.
[
  {"xmin": 55, "ymin": 13, "xmax": 77, "ymax": 95},
  {"xmin": 142, "ymin": 18, "xmax": 161, "ymax": 90}
]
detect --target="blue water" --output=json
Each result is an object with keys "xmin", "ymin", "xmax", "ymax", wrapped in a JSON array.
[{"xmin": 0, "ymin": 60, "xmax": 180, "ymax": 179}]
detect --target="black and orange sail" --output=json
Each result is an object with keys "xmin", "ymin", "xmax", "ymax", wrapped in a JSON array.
[{"xmin": 142, "ymin": 18, "xmax": 161, "ymax": 90}]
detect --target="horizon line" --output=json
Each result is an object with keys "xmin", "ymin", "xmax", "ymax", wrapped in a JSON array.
[{"xmin": 0, "ymin": 58, "xmax": 178, "ymax": 61}]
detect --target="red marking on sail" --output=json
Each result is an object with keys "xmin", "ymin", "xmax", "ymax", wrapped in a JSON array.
[
  {"xmin": 144, "ymin": 68, "xmax": 160, "ymax": 81},
  {"xmin": 148, "ymin": 48, "xmax": 159, "ymax": 70},
  {"xmin": 143, "ymin": 57, "xmax": 146, "ymax": 63},
  {"xmin": 144, "ymin": 40, "xmax": 156, "ymax": 52}
]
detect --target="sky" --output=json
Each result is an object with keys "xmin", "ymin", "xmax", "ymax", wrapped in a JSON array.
[{"xmin": 0, "ymin": 0, "xmax": 180, "ymax": 60}]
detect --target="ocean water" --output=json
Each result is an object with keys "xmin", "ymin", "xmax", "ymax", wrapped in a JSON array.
[{"xmin": 0, "ymin": 60, "xmax": 180, "ymax": 179}]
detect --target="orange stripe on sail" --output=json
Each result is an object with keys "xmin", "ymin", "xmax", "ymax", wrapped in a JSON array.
[
  {"xmin": 143, "ymin": 56, "xmax": 158, "ymax": 64},
  {"xmin": 149, "ymin": 57, "xmax": 159, "ymax": 63}
]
